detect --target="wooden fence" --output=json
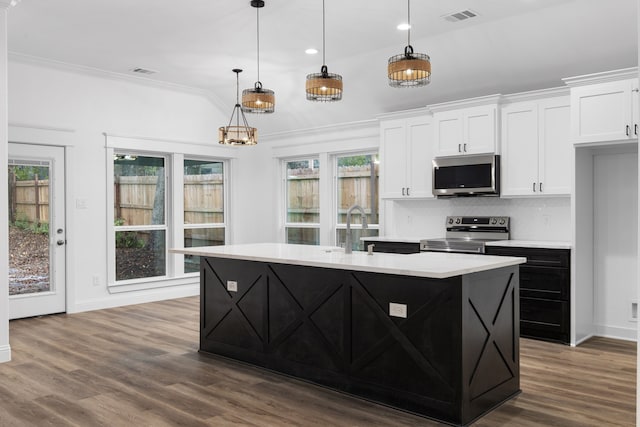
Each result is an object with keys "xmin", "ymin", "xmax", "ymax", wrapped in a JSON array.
[
  {"xmin": 11, "ymin": 166, "xmax": 378, "ymax": 227},
  {"xmin": 8, "ymin": 172, "xmax": 49, "ymax": 225}
]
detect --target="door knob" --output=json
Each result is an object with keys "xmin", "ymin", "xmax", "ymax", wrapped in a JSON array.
[{"xmin": 57, "ymin": 240, "xmax": 65, "ymax": 246}]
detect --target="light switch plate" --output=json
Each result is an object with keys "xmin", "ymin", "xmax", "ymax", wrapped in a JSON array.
[
  {"xmin": 227, "ymin": 280, "xmax": 238, "ymax": 292},
  {"xmin": 389, "ymin": 302, "xmax": 407, "ymax": 318}
]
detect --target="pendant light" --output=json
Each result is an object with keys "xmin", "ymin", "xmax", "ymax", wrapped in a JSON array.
[
  {"xmin": 388, "ymin": 0, "xmax": 431, "ymax": 87},
  {"xmin": 242, "ymin": 0, "xmax": 275, "ymax": 113},
  {"xmin": 305, "ymin": 0, "xmax": 342, "ymax": 102},
  {"xmin": 219, "ymin": 69, "xmax": 258, "ymax": 146}
]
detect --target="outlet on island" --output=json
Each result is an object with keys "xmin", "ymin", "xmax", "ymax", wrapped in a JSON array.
[
  {"xmin": 389, "ymin": 302, "xmax": 407, "ymax": 318},
  {"xmin": 226, "ymin": 280, "xmax": 238, "ymax": 292}
]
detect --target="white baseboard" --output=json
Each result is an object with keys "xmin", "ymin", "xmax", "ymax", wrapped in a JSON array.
[
  {"xmin": 0, "ymin": 344, "xmax": 11, "ymax": 363},
  {"xmin": 594, "ymin": 324, "xmax": 637, "ymax": 342},
  {"xmin": 574, "ymin": 333, "xmax": 595, "ymax": 346},
  {"xmin": 71, "ymin": 283, "xmax": 199, "ymax": 313}
]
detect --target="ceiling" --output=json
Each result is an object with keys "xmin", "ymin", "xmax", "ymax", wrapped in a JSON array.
[{"xmin": 7, "ymin": 0, "xmax": 639, "ymax": 135}]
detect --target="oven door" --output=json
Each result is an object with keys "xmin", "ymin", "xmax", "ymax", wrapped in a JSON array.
[{"xmin": 432, "ymin": 154, "xmax": 499, "ymax": 197}]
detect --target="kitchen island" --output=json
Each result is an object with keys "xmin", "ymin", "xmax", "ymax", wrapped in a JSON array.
[{"xmin": 172, "ymin": 243, "xmax": 525, "ymax": 426}]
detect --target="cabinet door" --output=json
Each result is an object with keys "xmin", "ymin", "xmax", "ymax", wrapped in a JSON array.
[
  {"xmin": 500, "ymin": 102, "xmax": 539, "ymax": 196},
  {"xmin": 571, "ymin": 80, "xmax": 633, "ymax": 144},
  {"xmin": 463, "ymin": 105, "xmax": 497, "ymax": 155},
  {"xmin": 379, "ymin": 120, "xmax": 407, "ymax": 199},
  {"xmin": 406, "ymin": 117, "xmax": 433, "ymax": 198},
  {"xmin": 434, "ymin": 110, "xmax": 463, "ymax": 157},
  {"xmin": 538, "ymin": 98, "xmax": 570, "ymax": 195}
]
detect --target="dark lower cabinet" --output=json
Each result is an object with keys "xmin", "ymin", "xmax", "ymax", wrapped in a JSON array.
[
  {"xmin": 200, "ymin": 256, "xmax": 520, "ymax": 426},
  {"xmin": 485, "ymin": 246, "xmax": 570, "ymax": 344},
  {"xmin": 362, "ymin": 240, "xmax": 420, "ymax": 254}
]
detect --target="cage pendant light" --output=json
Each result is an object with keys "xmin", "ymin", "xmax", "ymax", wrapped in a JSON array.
[
  {"xmin": 388, "ymin": 0, "xmax": 431, "ymax": 87},
  {"xmin": 305, "ymin": 0, "xmax": 342, "ymax": 102},
  {"xmin": 219, "ymin": 69, "xmax": 258, "ymax": 145},
  {"xmin": 242, "ymin": 0, "xmax": 275, "ymax": 113}
]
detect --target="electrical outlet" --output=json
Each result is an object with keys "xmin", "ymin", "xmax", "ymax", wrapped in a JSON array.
[
  {"xmin": 92, "ymin": 275, "xmax": 100, "ymax": 286},
  {"xmin": 631, "ymin": 301, "xmax": 638, "ymax": 322},
  {"xmin": 227, "ymin": 280, "xmax": 238, "ymax": 292},
  {"xmin": 389, "ymin": 302, "xmax": 407, "ymax": 318}
]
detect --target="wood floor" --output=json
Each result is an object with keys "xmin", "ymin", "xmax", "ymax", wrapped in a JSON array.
[{"xmin": 0, "ymin": 296, "xmax": 635, "ymax": 426}]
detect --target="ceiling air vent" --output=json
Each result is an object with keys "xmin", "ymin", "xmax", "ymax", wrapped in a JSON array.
[
  {"xmin": 130, "ymin": 67, "xmax": 157, "ymax": 75},
  {"xmin": 442, "ymin": 9, "xmax": 479, "ymax": 23}
]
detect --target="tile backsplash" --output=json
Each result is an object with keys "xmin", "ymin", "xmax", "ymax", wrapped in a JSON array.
[{"xmin": 387, "ymin": 196, "xmax": 571, "ymax": 241}]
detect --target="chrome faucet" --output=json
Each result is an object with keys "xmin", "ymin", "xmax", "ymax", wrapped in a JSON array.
[{"xmin": 345, "ymin": 204, "xmax": 368, "ymax": 254}]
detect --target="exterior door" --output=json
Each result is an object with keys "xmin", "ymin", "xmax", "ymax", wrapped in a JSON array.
[{"xmin": 8, "ymin": 143, "xmax": 66, "ymax": 319}]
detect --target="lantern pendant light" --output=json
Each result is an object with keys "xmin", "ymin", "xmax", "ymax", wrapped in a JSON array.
[
  {"xmin": 242, "ymin": 0, "xmax": 275, "ymax": 113},
  {"xmin": 219, "ymin": 69, "xmax": 258, "ymax": 145},
  {"xmin": 388, "ymin": 0, "xmax": 431, "ymax": 87},
  {"xmin": 305, "ymin": 0, "xmax": 343, "ymax": 102}
]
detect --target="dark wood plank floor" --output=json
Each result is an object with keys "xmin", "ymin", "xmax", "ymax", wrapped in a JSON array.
[{"xmin": 0, "ymin": 296, "xmax": 635, "ymax": 426}]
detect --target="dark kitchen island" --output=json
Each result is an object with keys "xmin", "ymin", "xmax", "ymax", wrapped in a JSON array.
[{"xmin": 172, "ymin": 243, "xmax": 525, "ymax": 426}]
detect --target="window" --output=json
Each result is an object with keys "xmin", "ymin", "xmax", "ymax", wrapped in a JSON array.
[
  {"xmin": 111, "ymin": 150, "xmax": 229, "ymax": 286},
  {"xmin": 113, "ymin": 154, "xmax": 167, "ymax": 281},
  {"xmin": 183, "ymin": 159, "xmax": 226, "ymax": 273},
  {"xmin": 335, "ymin": 153, "xmax": 379, "ymax": 251},
  {"xmin": 284, "ymin": 158, "xmax": 320, "ymax": 245}
]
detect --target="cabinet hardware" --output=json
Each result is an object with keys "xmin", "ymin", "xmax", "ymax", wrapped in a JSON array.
[
  {"xmin": 406, "ymin": 187, "xmax": 410, "ymax": 196},
  {"xmin": 532, "ymin": 182, "xmax": 536, "ymax": 192},
  {"xmin": 539, "ymin": 182, "xmax": 543, "ymax": 192},
  {"xmin": 458, "ymin": 143, "xmax": 461, "ymax": 153},
  {"xmin": 635, "ymin": 124, "xmax": 638, "ymax": 136},
  {"xmin": 463, "ymin": 143, "xmax": 467, "ymax": 152},
  {"xmin": 402, "ymin": 187, "xmax": 405, "ymax": 196},
  {"xmin": 626, "ymin": 125, "xmax": 630, "ymax": 136}
]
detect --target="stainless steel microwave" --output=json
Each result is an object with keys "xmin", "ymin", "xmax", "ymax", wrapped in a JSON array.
[{"xmin": 432, "ymin": 154, "xmax": 500, "ymax": 197}]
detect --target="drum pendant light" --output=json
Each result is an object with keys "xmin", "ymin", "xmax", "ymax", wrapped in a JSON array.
[
  {"xmin": 305, "ymin": 0, "xmax": 343, "ymax": 102},
  {"xmin": 219, "ymin": 69, "xmax": 258, "ymax": 145},
  {"xmin": 388, "ymin": 0, "xmax": 431, "ymax": 87},
  {"xmin": 242, "ymin": 0, "xmax": 275, "ymax": 113}
]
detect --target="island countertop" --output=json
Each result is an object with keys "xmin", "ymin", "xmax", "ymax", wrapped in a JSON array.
[{"xmin": 171, "ymin": 243, "xmax": 525, "ymax": 279}]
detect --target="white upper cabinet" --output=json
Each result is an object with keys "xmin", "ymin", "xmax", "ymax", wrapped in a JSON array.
[
  {"xmin": 432, "ymin": 100, "xmax": 499, "ymax": 157},
  {"xmin": 501, "ymin": 94, "xmax": 570, "ymax": 197},
  {"xmin": 565, "ymin": 69, "xmax": 639, "ymax": 145},
  {"xmin": 379, "ymin": 112, "xmax": 433, "ymax": 199}
]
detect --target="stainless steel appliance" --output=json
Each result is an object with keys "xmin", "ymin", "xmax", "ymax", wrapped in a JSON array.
[
  {"xmin": 432, "ymin": 154, "xmax": 500, "ymax": 197},
  {"xmin": 420, "ymin": 216, "xmax": 510, "ymax": 254}
]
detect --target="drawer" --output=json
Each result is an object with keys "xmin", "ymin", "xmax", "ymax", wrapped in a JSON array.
[
  {"xmin": 362, "ymin": 241, "xmax": 420, "ymax": 254},
  {"xmin": 486, "ymin": 246, "xmax": 569, "ymax": 268},
  {"xmin": 520, "ymin": 297, "xmax": 569, "ymax": 343},
  {"xmin": 520, "ymin": 266, "xmax": 569, "ymax": 300}
]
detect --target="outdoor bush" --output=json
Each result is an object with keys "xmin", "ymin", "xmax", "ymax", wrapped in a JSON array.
[
  {"xmin": 12, "ymin": 213, "xmax": 49, "ymax": 235},
  {"xmin": 114, "ymin": 218, "xmax": 146, "ymax": 249}
]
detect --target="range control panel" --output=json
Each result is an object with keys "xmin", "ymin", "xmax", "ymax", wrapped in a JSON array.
[{"xmin": 446, "ymin": 216, "xmax": 510, "ymax": 227}]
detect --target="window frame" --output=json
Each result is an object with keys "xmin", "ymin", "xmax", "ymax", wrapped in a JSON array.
[
  {"xmin": 107, "ymin": 148, "xmax": 230, "ymax": 289},
  {"xmin": 182, "ymin": 156, "xmax": 229, "ymax": 276},
  {"xmin": 333, "ymin": 151, "xmax": 380, "ymax": 248},
  {"xmin": 282, "ymin": 156, "xmax": 321, "ymax": 245}
]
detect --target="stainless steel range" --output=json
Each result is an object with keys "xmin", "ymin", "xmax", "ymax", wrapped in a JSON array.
[{"xmin": 420, "ymin": 216, "xmax": 510, "ymax": 254}]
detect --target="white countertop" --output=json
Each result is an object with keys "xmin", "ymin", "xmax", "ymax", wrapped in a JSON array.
[
  {"xmin": 485, "ymin": 240, "xmax": 572, "ymax": 250},
  {"xmin": 171, "ymin": 243, "xmax": 525, "ymax": 279}
]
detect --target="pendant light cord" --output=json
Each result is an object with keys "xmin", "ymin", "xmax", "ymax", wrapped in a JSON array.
[
  {"xmin": 407, "ymin": 0, "xmax": 411, "ymax": 47},
  {"xmin": 256, "ymin": 5, "xmax": 260, "ymax": 83},
  {"xmin": 322, "ymin": 0, "xmax": 326, "ymax": 67}
]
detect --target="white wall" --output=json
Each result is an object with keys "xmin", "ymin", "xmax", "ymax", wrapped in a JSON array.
[
  {"xmin": 387, "ymin": 197, "xmax": 571, "ymax": 241},
  {"xmin": 7, "ymin": 58, "xmax": 231, "ymax": 314},
  {"xmin": 593, "ymin": 148, "xmax": 638, "ymax": 340},
  {"xmin": 0, "ymin": 4, "xmax": 11, "ymax": 363}
]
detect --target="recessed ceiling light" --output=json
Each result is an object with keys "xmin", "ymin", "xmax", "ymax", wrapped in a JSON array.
[
  {"xmin": 397, "ymin": 23, "xmax": 411, "ymax": 31},
  {"xmin": 305, "ymin": 48, "xmax": 318, "ymax": 55}
]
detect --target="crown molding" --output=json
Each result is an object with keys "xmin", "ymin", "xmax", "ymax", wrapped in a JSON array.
[
  {"xmin": 501, "ymin": 86, "xmax": 569, "ymax": 104},
  {"xmin": 376, "ymin": 107, "xmax": 431, "ymax": 121},
  {"xmin": 427, "ymin": 94, "xmax": 503, "ymax": 113},
  {"xmin": 562, "ymin": 67, "xmax": 638, "ymax": 87}
]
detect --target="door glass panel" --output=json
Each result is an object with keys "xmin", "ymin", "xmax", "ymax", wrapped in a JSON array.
[{"xmin": 8, "ymin": 163, "xmax": 51, "ymax": 295}]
